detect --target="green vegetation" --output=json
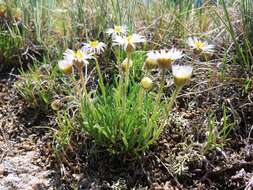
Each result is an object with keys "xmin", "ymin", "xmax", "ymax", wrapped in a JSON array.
[
  {"xmin": 14, "ymin": 60, "xmax": 72, "ymax": 110},
  {"xmin": 204, "ymin": 105, "xmax": 235, "ymax": 153},
  {"xmin": 0, "ymin": 0, "xmax": 252, "ymax": 188}
]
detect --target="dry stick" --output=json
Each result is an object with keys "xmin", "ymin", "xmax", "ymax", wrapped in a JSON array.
[
  {"xmin": 177, "ymin": 84, "xmax": 224, "ymax": 98},
  {"xmin": 245, "ymin": 175, "xmax": 253, "ymax": 190},
  {"xmin": 153, "ymin": 154, "xmax": 182, "ymax": 187},
  {"xmin": 0, "ymin": 125, "xmax": 10, "ymax": 163}
]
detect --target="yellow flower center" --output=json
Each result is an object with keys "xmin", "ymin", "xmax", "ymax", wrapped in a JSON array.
[
  {"xmin": 74, "ymin": 50, "xmax": 84, "ymax": 59},
  {"xmin": 114, "ymin": 26, "xmax": 122, "ymax": 33},
  {"xmin": 194, "ymin": 41, "xmax": 204, "ymax": 49},
  {"xmin": 127, "ymin": 35, "xmax": 133, "ymax": 43},
  {"xmin": 89, "ymin": 41, "xmax": 99, "ymax": 48}
]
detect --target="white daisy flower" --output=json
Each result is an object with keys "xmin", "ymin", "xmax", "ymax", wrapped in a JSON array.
[
  {"xmin": 82, "ymin": 40, "xmax": 107, "ymax": 55},
  {"xmin": 106, "ymin": 25, "xmax": 128, "ymax": 37},
  {"xmin": 172, "ymin": 65, "xmax": 193, "ymax": 87},
  {"xmin": 112, "ymin": 33, "xmax": 146, "ymax": 53},
  {"xmin": 63, "ymin": 48, "xmax": 94, "ymax": 69},
  {"xmin": 187, "ymin": 37, "xmax": 215, "ymax": 54},
  {"xmin": 58, "ymin": 59, "xmax": 73, "ymax": 75},
  {"xmin": 156, "ymin": 48, "xmax": 184, "ymax": 69},
  {"xmin": 145, "ymin": 51, "xmax": 158, "ymax": 69}
]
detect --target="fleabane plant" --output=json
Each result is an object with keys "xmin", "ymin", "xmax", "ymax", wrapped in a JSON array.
[
  {"xmin": 59, "ymin": 48, "xmax": 94, "ymax": 83},
  {"xmin": 113, "ymin": 33, "xmax": 146, "ymax": 54},
  {"xmin": 82, "ymin": 40, "xmax": 107, "ymax": 55},
  {"xmin": 187, "ymin": 37, "xmax": 214, "ymax": 54},
  {"xmin": 187, "ymin": 37, "xmax": 215, "ymax": 60},
  {"xmin": 106, "ymin": 25, "xmax": 128, "ymax": 38},
  {"xmin": 56, "ymin": 27, "xmax": 193, "ymax": 157}
]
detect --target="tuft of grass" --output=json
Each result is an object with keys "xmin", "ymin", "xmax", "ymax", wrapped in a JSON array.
[
  {"xmin": 215, "ymin": 0, "xmax": 252, "ymax": 68},
  {"xmin": 204, "ymin": 105, "xmax": 235, "ymax": 153},
  {"xmin": 79, "ymin": 82, "xmax": 164, "ymax": 156},
  {"xmin": 14, "ymin": 59, "xmax": 72, "ymax": 111},
  {"xmin": 0, "ymin": 28, "xmax": 23, "ymax": 70},
  {"xmin": 240, "ymin": 0, "xmax": 253, "ymax": 43},
  {"xmin": 55, "ymin": 112, "xmax": 75, "ymax": 148}
]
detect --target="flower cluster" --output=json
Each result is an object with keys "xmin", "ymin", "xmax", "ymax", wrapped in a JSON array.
[
  {"xmin": 143, "ymin": 48, "xmax": 192, "ymax": 89},
  {"xmin": 58, "ymin": 40, "xmax": 107, "ymax": 84},
  {"xmin": 140, "ymin": 36, "xmax": 215, "ymax": 90},
  {"xmin": 57, "ymin": 25, "xmax": 208, "ymax": 93},
  {"xmin": 58, "ymin": 24, "xmax": 147, "ymax": 78},
  {"xmin": 55, "ymin": 25, "xmax": 216, "ymax": 156}
]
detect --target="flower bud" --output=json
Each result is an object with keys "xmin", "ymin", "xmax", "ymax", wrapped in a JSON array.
[
  {"xmin": 121, "ymin": 58, "xmax": 133, "ymax": 72},
  {"xmin": 58, "ymin": 60, "xmax": 73, "ymax": 75},
  {"xmin": 51, "ymin": 99, "xmax": 63, "ymax": 111},
  {"xmin": 141, "ymin": 77, "xmax": 153, "ymax": 90},
  {"xmin": 172, "ymin": 65, "xmax": 193, "ymax": 87}
]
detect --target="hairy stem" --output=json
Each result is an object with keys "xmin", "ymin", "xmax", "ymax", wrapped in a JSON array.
[{"xmin": 166, "ymin": 85, "xmax": 182, "ymax": 114}]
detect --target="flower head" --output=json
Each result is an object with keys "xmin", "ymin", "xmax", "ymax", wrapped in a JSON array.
[
  {"xmin": 145, "ymin": 51, "xmax": 158, "ymax": 69},
  {"xmin": 172, "ymin": 65, "xmax": 193, "ymax": 87},
  {"xmin": 141, "ymin": 77, "xmax": 153, "ymax": 90},
  {"xmin": 187, "ymin": 37, "xmax": 214, "ymax": 54},
  {"xmin": 156, "ymin": 48, "xmax": 184, "ymax": 70},
  {"xmin": 106, "ymin": 25, "xmax": 128, "ymax": 37},
  {"xmin": 58, "ymin": 59, "xmax": 73, "ymax": 75},
  {"xmin": 63, "ymin": 48, "xmax": 94, "ymax": 69},
  {"xmin": 113, "ymin": 33, "xmax": 146, "ymax": 53},
  {"xmin": 82, "ymin": 40, "xmax": 107, "ymax": 55}
]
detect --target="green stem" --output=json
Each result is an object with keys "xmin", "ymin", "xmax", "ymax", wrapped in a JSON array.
[
  {"xmin": 136, "ymin": 87, "xmax": 145, "ymax": 110},
  {"xmin": 77, "ymin": 68, "xmax": 87, "ymax": 98},
  {"xmin": 166, "ymin": 85, "xmax": 182, "ymax": 114},
  {"xmin": 117, "ymin": 49, "xmax": 122, "ymax": 72},
  {"xmin": 122, "ymin": 53, "xmax": 131, "ymax": 114},
  {"xmin": 146, "ymin": 69, "xmax": 166, "ymax": 130},
  {"xmin": 95, "ymin": 58, "xmax": 106, "ymax": 100},
  {"xmin": 125, "ymin": 53, "xmax": 131, "ymax": 87},
  {"xmin": 154, "ymin": 69, "xmax": 165, "ymax": 112}
]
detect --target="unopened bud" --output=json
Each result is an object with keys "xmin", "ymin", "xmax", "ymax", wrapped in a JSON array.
[
  {"xmin": 121, "ymin": 58, "xmax": 133, "ymax": 72},
  {"xmin": 141, "ymin": 77, "xmax": 153, "ymax": 89},
  {"xmin": 58, "ymin": 60, "xmax": 73, "ymax": 75}
]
